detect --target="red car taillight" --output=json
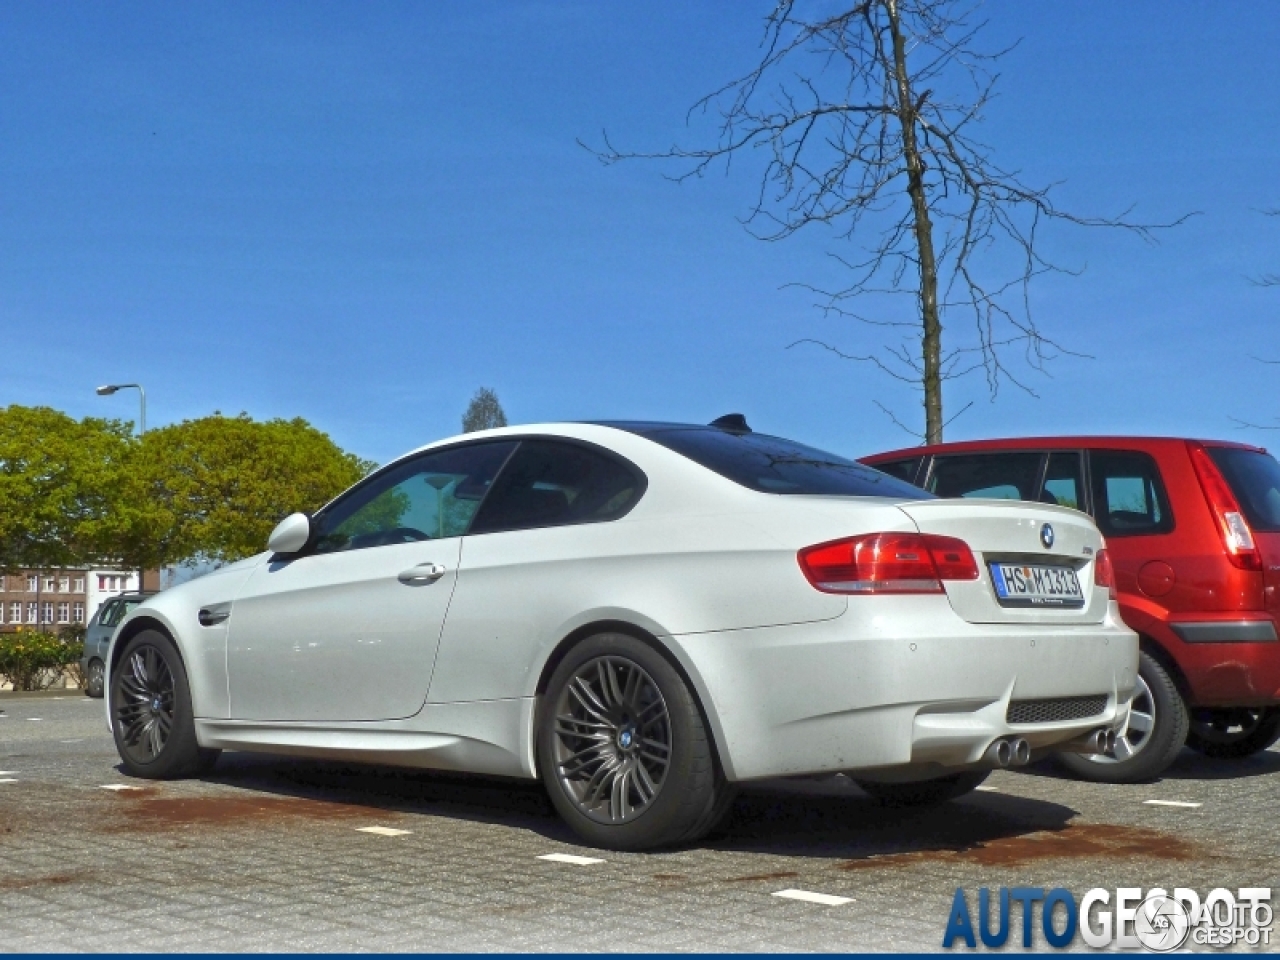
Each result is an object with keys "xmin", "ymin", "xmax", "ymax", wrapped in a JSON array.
[
  {"xmin": 1094, "ymin": 548, "xmax": 1114, "ymax": 590},
  {"xmin": 798, "ymin": 532, "xmax": 979, "ymax": 594},
  {"xmin": 1188, "ymin": 442, "xmax": 1262, "ymax": 571}
]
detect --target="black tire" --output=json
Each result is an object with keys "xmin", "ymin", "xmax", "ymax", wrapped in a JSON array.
[
  {"xmin": 110, "ymin": 630, "xmax": 220, "ymax": 779},
  {"xmin": 855, "ymin": 770, "xmax": 990, "ymax": 807},
  {"xmin": 1056, "ymin": 650, "xmax": 1188, "ymax": 783},
  {"xmin": 1186, "ymin": 707, "xmax": 1280, "ymax": 759},
  {"xmin": 538, "ymin": 632, "xmax": 726, "ymax": 851},
  {"xmin": 85, "ymin": 659, "xmax": 105, "ymax": 699}
]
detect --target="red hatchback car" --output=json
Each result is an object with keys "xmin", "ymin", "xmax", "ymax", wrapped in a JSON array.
[{"xmin": 862, "ymin": 437, "xmax": 1280, "ymax": 782}]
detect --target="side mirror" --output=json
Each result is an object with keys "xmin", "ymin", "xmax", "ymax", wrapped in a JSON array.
[{"xmin": 268, "ymin": 512, "xmax": 312, "ymax": 555}]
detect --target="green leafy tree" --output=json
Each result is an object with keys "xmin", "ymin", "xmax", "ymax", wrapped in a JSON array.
[
  {"xmin": 115, "ymin": 414, "xmax": 374, "ymax": 568},
  {"xmin": 461, "ymin": 387, "xmax": 508, "ymax": 433},
  {"xmin": 0, "ymin": 405, "xmax": 132, "ymax": 572}
]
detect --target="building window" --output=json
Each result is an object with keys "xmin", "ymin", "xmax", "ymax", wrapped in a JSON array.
[
  {"xmin": 57, "ymin": 602, "xmax": 69, "ymax": 624},
  {"xmin": 98, "ymin": 575, "xmax": 106, "ymax": 590},
  {"xmin": 73, "ymin": 577, "xmax": 85, "ymax": 593},
  {"xmin": 26, "ymin": 602, "xmax": 37, "ymax": 624},
  {"xmin": 59, "ymin": 577, "xmax": 70, "ymax": 592},
  {"xmin": 41, "ymin": 602, "xmax": 53, "ymax": 624},
  {"xmin": 27, "ymin": 575, "xmax": 37, "ymax": 592},
  {"xmin": 10, "ymin": 602, "xmax": 20, "ymax": 624},
  {"xmin": 43, "ymin": 576, "xmax": 55, "ymax": 592},
  {"xmin": 0, "ymin": 604, "xmax": 4, "ymax": 624},
  {"xmin": 73, "ymin": 602, "xmax": 85, "ymax": 624}
]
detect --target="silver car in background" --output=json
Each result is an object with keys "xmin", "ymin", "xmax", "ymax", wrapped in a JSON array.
[{"xmin": 81, "ymin": 592, "xmax": 154, "ymax": 698}]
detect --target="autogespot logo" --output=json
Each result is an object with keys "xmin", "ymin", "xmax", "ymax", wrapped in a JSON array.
[{"xmin": 942, "ymin": 886, "xmax": 1273, "ymax": 950}]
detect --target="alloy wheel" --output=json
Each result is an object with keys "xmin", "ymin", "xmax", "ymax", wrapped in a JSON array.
[
  {"xmin": 1086, "ymin": 673, "xmax": 1155, "ymax": 764},
  {"xmin": 114, "ymin": 645, "xmax": 175, "ymax": 764},
  {"xmin": 87, "ymin": 660, "xmax": 105, "ymax": 698},
  {"xmin": 551, "ymin": 655, "xmax": 671, "ymax": 824}
]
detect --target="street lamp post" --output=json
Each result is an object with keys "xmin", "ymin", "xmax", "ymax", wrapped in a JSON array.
[
  {"xmin": 96, "ymin": 382, "xmax": 147, "ymax": 593},
  {"xmin": 95, "ymin": 383, "xmax": 146, "ymax": 435}
]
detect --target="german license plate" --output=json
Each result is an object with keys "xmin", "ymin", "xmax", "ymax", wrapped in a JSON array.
[{"xmin": 989, "ymin": 563, "xmax": 1084, "ymax": 608}]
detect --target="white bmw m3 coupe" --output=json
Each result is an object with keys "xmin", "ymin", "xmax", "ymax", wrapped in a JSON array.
[{"xmin": 107, "ymin": 417, "xmax": 1137, "ymax": 849}]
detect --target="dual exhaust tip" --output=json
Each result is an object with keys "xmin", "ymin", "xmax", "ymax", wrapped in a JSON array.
[
  {"xmin": 985, "ymin": 727, "xmax": 1115, "ymax": 768},
  {"xmin": 984, "ymin": 736, "xmax": 1032, "ymax": 769}
]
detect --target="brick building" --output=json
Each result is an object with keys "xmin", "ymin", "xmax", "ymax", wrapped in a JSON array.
[{"xmin": 0, "ymin": 567, "xmax": 161, "ymax": 633}]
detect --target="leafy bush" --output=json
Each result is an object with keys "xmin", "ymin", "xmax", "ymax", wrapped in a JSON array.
[{"xmin": 0, "ymin": 632, "xmax": 84, "ymax": 691}]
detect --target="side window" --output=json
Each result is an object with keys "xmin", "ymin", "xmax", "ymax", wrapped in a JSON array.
[
  {"xmin": 312, "ymin": 441, "xmax": 517, "ymax": 554},
  {"xmin": 1089, "ymin": 450, "xmax": 1173, "ymax": 537},
  {"xmin": 469, "ymin": 440, "xmax": 646, "ymax": 535},
  {"xmin": 96, "ymin": 599, "xmax": 120, "ymax": 628},
  {"xmin": 872, "ymin": 457, "xmax": 922, "ymax": 485},
  {"xmin": 1041, "ymin": 451, "xmax": 1085, "ymax": 510},
  {"xmin": 928, "ymin": 453, "xmax": 1044, "ymax": 501}
]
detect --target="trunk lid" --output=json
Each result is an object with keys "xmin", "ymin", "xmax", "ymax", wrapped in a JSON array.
[{"xmin": 896, "ymin": 498, "xmax": 1109, "ymax": 625}]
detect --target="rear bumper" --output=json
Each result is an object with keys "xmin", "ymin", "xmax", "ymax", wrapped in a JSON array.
[
  {"xmin": 669, "ymin": 596, "xmax": 1138, "ymax": 781},
  {"xmin": 1129, "ymin": 610, "xmax": 1280, "ymax": 707}
]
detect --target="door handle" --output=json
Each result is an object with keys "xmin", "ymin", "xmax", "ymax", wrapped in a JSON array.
[{"xmin": 398, "ymin": 563, "xmax": 448, "ymax": 585}]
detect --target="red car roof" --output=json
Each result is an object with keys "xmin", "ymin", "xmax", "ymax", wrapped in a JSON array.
[{"xmin": 861, "ymin": 436, "xmax": 1266, "ymax": 462}]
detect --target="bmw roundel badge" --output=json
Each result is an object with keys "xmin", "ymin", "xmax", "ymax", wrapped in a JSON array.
[{"xmin": 1040, "ymin": 523, "xmax": 1055, "ymax": 549}]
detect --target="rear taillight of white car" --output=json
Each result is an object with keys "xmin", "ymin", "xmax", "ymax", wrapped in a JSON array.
[
  {"xmin": 1094, "ymin": 548, "xmax": 1114, "ymax": 590},
  {"xmin": 1188, "ymin": 442, "xmax": 1262, "ymax": 571},
  {"xmin": 798, "ymin": 532, "xmax": 979, "ymax": 594}
]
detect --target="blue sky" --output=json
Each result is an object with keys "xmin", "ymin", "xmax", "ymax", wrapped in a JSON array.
[{"xmin": 1, "ymin": 2, "xmax": 1278, "ymax": 466}]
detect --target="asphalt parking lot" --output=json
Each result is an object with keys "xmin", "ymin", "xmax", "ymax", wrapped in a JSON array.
[{"xmin": 0, "ymin": 691, "xmax": 1276, "ymax": 953}]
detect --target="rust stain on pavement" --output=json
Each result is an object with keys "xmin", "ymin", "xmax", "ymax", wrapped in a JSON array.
[
  {"xmin": 0, "ymin": 871, "xmax": 93, "ymax": 891},
  {"xmin": 103, "ymin": 790, "xmax": 383, "ymax": 831},
  {"xmin": 838, "ymin": 823, "xmax": 1196, "ymax": 870}
]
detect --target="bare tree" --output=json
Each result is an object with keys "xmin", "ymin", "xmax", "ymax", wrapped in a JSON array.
[
  {"xmin": 461, "ymin": 387, "xmax": 508, "ymax": 433},
  {"xmin": 1251, "ymin": 209, "xmax": 1280, "ymax": 287},
  {"xmin": 588, "ymin": 0, "xmax": 1189, "ymax": 443}
]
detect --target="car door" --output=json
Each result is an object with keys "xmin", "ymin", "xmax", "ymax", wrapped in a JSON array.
[
  {"xmin": 225, "ymin": 440, "xmax": 517, "ymax": 722},
  {"xmin": 1086, "ymin": 448, "xmax": 1175, "ymax": 602},
  {"xmin": 426, "ymin": 438, "xmax": 647, "ymax": 704},
  {"xmin": 88, "ymin": 598, "xmax": 120, "ymax": 660}
]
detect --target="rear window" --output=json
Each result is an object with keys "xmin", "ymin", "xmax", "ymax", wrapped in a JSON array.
[
  {"xmin": 871, "ymin": 457, "xmax": 922, "ymax": 485},
  {"xmin": 1089, "ymin": 450, "xmax": 1173, "ymax": 537},
  {"xmin": 635, "ymin": 428, "xmax": 929, "ymax": 498},
  {"xmin": 1206, "ymin": 447, "xmax": 1280, "ymax": 533},
  {"xmin": 929, "ymin": 453, "xmax": 1043, "ymax": 500}
]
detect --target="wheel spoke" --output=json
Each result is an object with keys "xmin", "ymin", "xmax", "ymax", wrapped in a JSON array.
[
  {"xmin": 559, "ymin": 740, "xmax": 612, "ymax": 778},
  {"xmin": 1127, "ymin": 710, "xmax": 1153, "ymax": 735},
  {"xmin": 635, "ymin": 698, "xmax": 667, "ymax": 728},
  {"xmin": 569, "ymin": 678, "xmax": 611, "ymax": 724},
  {"xmin": 1113, "ymin": 735, "xmax": 1135, "ymax": 761},
  {"xmin": 609, "ymin": 766, "xmax": 630, "ymax": 821},
  {"xmin": 602, "ymin": 659, "xmax": 625, "ymax": 709},
  {"xmin": 620, "ymin": 663, "xmax": 642, "ymax": 710},
  {"xmin": 633, "ymin": 760, "xmax": 658, "ymax": 801}
]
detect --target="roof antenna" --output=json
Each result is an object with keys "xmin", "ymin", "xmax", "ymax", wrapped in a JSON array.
[{"xmin": 709, "ymin": 413, "xmax": 751, "ymax": 433}]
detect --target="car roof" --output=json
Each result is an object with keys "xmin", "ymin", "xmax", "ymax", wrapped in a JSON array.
[{"xmin": 861, "ymin": 436, "xmax": 1267, "ymax": 461}]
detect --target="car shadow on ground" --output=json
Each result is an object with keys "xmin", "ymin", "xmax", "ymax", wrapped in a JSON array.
[
  {"xmin": 1012, "ymin": 746, "xmax": 1280, "ymax": 783},
  {"xmin": 143, "ymin": 752, "xmax": 1102, "ymax": 865}
]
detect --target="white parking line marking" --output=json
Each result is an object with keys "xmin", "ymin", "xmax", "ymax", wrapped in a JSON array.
[
  {"xmin": 1144, "ymin": 799, "xmax": 1202, "ymax": 808},
  {"xmin": 0, "ymin": 771, "xmax": 16, "ymax": 776},
  {"xmin": 26, "ymin": 718, "xmax": 42, "ymax": 721},
  {"xmin": 772, "ymin": 888, "xmax": 854, "ymax": 906},
  {"xmin": 356, "ymin": 826, "xmax": 412, "ymax": 836},
  {"xmin": 99, "ymin": 784, "xmax": 142, "ymax": 792},
  {"xmin": 975, "ymin": 785, "xmax": 1000, "ymax": 792},
  {"xmin": 0, "ymin": 779, "xmax": 18, "ymax": 784},
  {"xmin": 60, "ymin": 739, "xmax": 84, "ymax": 744},
  {"xmin": 537, "ymin": 853, "xmax": 605, "ymax": 866}
]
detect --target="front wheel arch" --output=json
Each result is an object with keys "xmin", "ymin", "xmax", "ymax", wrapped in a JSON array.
[{"xmin": 534, "ymin": 620, "xmax": 731, "ymax": 783}]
